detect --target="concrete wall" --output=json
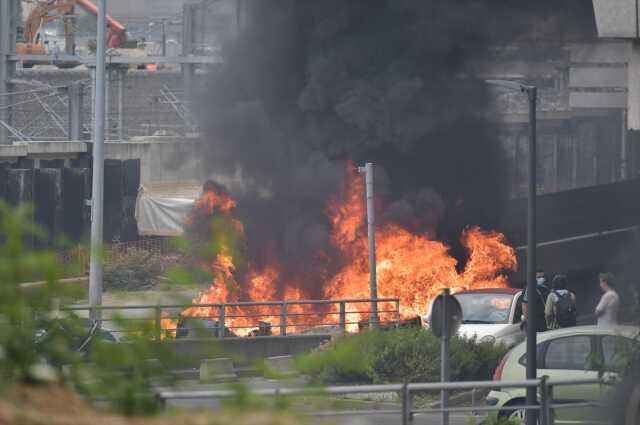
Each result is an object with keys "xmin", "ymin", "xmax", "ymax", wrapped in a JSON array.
[{"xmin": 104, "ymin": 136, "xmax": 205, "ymax": 184}]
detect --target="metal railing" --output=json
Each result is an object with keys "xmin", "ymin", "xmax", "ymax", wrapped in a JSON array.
[
  {"xmin": 62, "ymin": 298, "xmax": 402, "ymax": 339},
  {"xmin": 157, "ymin": 377, "xmax": 607, "ymax": 425}
]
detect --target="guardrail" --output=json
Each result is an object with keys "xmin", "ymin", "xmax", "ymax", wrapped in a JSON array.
[
  {"xmin": 62, "ymin": 298, "xmax": 402, "ymax": 339},
  {"xmin": 157, "ymin": 377, "xmax": 607, "ymax": 425}
]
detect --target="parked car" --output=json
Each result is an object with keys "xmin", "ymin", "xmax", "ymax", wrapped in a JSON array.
[
  {"xmin": 424, "ymin": 288, "xmax": 525, "ymax": 347},
  {"xmin": 487, "ymin": 325, "xmax": 640, "ymax": 425}
]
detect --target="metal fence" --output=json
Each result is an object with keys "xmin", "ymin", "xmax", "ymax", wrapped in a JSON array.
[
  {"xmin": 157, "ymin": 377, "xmax": 607, "ymax": 425},
  {"xmin": 62, "ymin": 297, "xmax": 402, "ymax": 339}
]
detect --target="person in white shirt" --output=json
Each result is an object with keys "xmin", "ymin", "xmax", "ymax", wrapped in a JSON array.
[{"xmin": 595, "ymin": 272, "xmax": 620, "ymax": 327}]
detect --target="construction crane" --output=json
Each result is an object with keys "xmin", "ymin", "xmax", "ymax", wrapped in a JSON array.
[{"xmin": 17, "ymin": 0, "xmax": 128, "ymax": 67}]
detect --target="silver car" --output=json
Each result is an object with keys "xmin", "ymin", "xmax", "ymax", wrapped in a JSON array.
[{"xmin": 424, "ymin": 288, "xmax": 526, "ymax": 347}]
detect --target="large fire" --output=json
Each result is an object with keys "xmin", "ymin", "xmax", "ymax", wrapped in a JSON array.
[{"xmin": 165, "ymin": 164, "xmax": 517, "ymax": 337}]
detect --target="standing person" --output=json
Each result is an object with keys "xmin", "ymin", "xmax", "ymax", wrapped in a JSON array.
[
  {"xmin": 536, "ymin": 268, "xmax": 551, "ymax": 304},
  {"xmin": 595, "ymin": 272, "xmax": 620, "ymax": 327},
  {"xmin": 545, "ymin": 274, "xmax": 577, "ymax": 329},
  {"xmin": 521, "ymin": 285, "xmax": 547, "ymax": 333},
  {"xmin": 520, "ymin": 268, "xmax": 551, "ymax": 333}
]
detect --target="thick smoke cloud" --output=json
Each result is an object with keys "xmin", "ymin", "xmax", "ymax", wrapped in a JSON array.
[{"xmin": 198, "ymin": 0, "xmax": 595, "ymax": 292}]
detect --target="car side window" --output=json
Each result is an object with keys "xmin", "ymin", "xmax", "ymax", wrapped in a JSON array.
[
  {"xmin": 512, "ymin": 294, "xmax": 523, "ymax": 324},
  {"xmin": 518, "ymin": 343, "xmax": 546, "ymax": 367},
  {"xmin": 602, "ymin": 336, "xmax": 636, "ymax": 372},
  {"xmin": 544, "ymin": 336, "xmax": 593, "ymax": 370}
]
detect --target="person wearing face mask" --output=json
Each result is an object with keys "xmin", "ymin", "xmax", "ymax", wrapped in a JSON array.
[
  {"xmin": 520, "ymin": 268, "xmax": 550, "ymax": 333},
  {"xmin": 535, "ymin": 269, "xmax": 551, "ymax": 304}
]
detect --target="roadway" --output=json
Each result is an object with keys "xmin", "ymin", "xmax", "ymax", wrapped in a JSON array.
[{"xmin": 161, "ymin": 378, "xmax": 481, "ymax": 425}]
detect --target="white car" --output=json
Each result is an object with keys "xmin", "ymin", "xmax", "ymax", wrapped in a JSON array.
[
  {"xmin": 487, "ymin": 325, "xmax": 640, "ymax": 425},
  {"xmin": 424, "ymin": 288, "xmax": 525, "ymax": 347}
]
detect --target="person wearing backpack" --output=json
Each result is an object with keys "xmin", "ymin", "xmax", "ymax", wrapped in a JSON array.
[{"xmin": 545, "ymin": 274, "xmax": 577, "ymax": 329}]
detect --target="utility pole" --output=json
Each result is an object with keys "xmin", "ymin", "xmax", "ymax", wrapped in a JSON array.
[
  {"xmin": 89, "ymin": 0, "xmax": 108, "ymax": 324},
  {"xmin": 358, "ymin": 162, "xmax": 379, "ymax": 328}
]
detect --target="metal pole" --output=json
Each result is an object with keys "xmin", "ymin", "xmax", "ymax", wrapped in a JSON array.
[
  {"xmin": 182, "ymin": 3, "xmax": 195, "ymax": 130},
  {"xmin": 117, "ymin": 67, "xmax": 125, "ymax": 141},
  {"xmin": 154, "ymin": 306, "xmax": 162, "ymax": 341},
  {"xmin": 441, "ymin": 288, "xmax": 450, "ymax": 425},
  {"xmin": 539, "ymin": 376, "xmax": 550, "ymax": 425},
  {"xmin": 218, "ymin": 304, "xmax": 226, "ymax": 339},
  {"xmin": 161, "ymin": 19, "xmax": 167, "ymax": 57},
  {"xmin": 360, "ymin": 162, "xmax": 379, "ymax": 328},
  {"xmin": 279, "ymin": 302, "xmax": 287, "ymax": 336},
  {"xmin": 621, "ymin": 109, "xmax": 628, "ymax": 180},
  {"xmin": 525, "ymin": 85, "xmax": 538, "ymax": 425},
  {"xmin": 89, "ymin": 0, "xmax": 108, "ymax": 324},
  {"xmin": 339, "ymin": 302, "xmax": 346, "ymax": 332},
  {"xmin": 90, "ymin": 67, "xmax": 96, "ymax": 139},
  {"xmin": 105, "ymin": 66, "xmax": 110, "ymax": 140},
  {"xmin": 68, "ymin": 81, "xmax": 83, "ymax": 140},
  {"xmin": 402, "ymin": 382, "xmax": 413, "ymax": 425},
  {"xmin": 64, "ymin": 3, "xmax": 75, "ymax": 55},
  {"xmin": 0, "ymin": 0, "xmax": 16, "ymax": 145},
  {"xmin": 0, "ymin": 1, "xmax": 8, "ymax": 144}
]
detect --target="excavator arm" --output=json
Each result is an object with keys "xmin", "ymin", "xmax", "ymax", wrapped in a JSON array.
[
  {"xmin": 74, "ymin": 0, "xmax": 128, "ymax": 48},
  {"xmin": 22, "ymin": 0, "xmax": 127, "ymax": 49},
  {"xmin": 23, "ymin": 1, "xmax": 75, "ymax": 44}
]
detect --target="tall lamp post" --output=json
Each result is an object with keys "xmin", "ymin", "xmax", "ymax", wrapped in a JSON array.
[
  {"xmin": 486, "ymin": 80, "xmax": 538, "ymax": 425},
  {"xmin": 89, "ymin": 0, "xmax": 107, "ymax": 325}
]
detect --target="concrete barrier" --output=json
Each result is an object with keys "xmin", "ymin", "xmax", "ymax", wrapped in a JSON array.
[
  {"xmin": 200, "ymin": 358, "xmax": 237, "ymax": 383},
  {"xmin": 166, "ymin": 334, "xmax": 332, "ymax": 368},
  {"xmin": 264, "ymin": 355, "xmax": 297, "ymax": 378}
]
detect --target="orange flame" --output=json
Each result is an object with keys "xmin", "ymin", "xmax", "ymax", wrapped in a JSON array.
[
  {"xmin": 324, "ymin": 166, "xmax": 516, "ymax": 321},
  {"xmin": 164, "ymin": 167, "xmax": 517, "ymax": 337}
]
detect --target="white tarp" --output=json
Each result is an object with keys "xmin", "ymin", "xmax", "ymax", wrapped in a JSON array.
[{"xmin": 135, "ymin": 181, "xmax": 202, "ymax": 236}]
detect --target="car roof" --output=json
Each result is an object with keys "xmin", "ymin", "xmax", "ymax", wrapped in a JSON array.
[
  {"xmin": 455, "ymin": 287, "xmax": 521, "ymax": 295},
  {"xmin": 508, "ymin": 325, "xmax": 640, "ymax": 356},
  {"xmin": 536, "ymin": 325, "xmax": 640, "ymax": 341}
]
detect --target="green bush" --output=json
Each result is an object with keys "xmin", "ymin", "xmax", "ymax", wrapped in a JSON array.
[{"xmin": 295, "ymin": 328, "xmax": 508, "ymax": 384}]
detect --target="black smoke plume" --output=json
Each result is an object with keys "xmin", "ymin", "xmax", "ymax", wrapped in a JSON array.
[{"xmin": 197, "ymin": 0, "xmax": 596, "ymax": 294}]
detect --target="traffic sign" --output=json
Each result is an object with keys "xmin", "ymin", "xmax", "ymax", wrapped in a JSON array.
[{"xmin": 430, "ymin": 291, "xmax": 462, "ymax": 339}]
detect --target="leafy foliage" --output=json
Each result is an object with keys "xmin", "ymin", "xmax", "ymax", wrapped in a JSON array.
[
  {"xmin": 0, "ymin": 203, "xmax": 79, "ymax": 385},
  {"xmin": 296, "ymin": 328, "xmax": 508, "ymax": 384},
  {"xmin": 0, "ymin": 203, "xmax": 176, "ymax": 416}
]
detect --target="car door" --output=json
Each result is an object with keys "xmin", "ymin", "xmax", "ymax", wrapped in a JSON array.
[{"xmin": 538, "ymin": 334, "xmax": 605, "ymax": 425}]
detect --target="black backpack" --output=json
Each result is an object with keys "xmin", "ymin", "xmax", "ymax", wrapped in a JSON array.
[{"xmin": 554, "ymin": 291, "xmax": 576, "ymax": 327}]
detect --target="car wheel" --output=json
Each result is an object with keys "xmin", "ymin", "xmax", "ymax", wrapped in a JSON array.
[{"xmin": 501, "ymin": 401, "xmax": 538, "ymax": 425}]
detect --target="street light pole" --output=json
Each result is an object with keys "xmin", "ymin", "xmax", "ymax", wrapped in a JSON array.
[
  {"xmin": 524, "ymin": 85, "xmax": 538, "ymax": 425},
  {"xmin": 486, "ymin": 80, "xmax": 538, "ymax": 425},
  {"xmin": 89, "ymin": 0, "xmax": 107, "ymax": 324},
  {"xmin": 358, "ymin": 162, "xmax": 379, "ymax": 328}
]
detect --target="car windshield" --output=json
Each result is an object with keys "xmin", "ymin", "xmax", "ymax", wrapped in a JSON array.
[{"xmin": 455, "ymin": 293, "xmax": 514, "ymax": 324}]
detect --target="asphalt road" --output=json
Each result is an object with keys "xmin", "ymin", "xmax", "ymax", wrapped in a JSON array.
[
  {"xmin": 162, "ymin": 379, "xmax": 482, "ymax": 425},
  {"xmin": 165, "ymin": 396, "xmax": 476, "ymax": 425},
  {"xmin": 324, "ymin": 412, "xmax": 476, "ymax": 425}
]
